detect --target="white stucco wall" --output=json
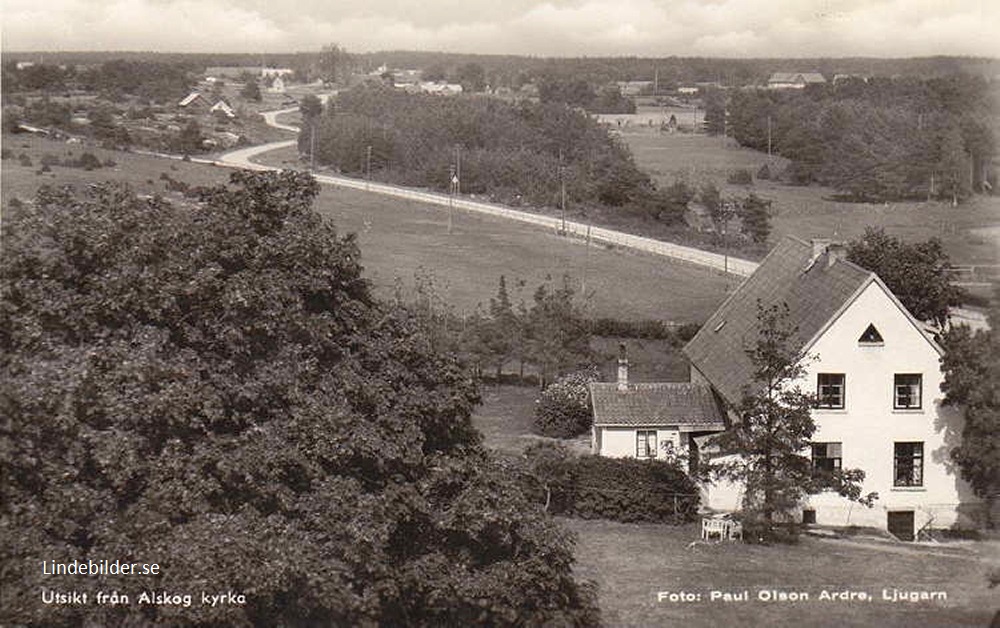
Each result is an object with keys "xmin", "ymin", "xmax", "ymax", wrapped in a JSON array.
[
  {"xmin": 597, "ymin": 427, "xmax": 680, "ymax": 459},
  {"xmin": 799, "ymin": 281, "xmax": 979, "ymax": 532}
]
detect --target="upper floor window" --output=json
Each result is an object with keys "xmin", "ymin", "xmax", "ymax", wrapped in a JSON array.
[
  {"xmin": 859, "ymin": 323, "xmax": 884, "ymax": 344},
  {"xmin": 894, "ymin": 374, "xmax": 922, "ymax": 409},
  {"xmin": 636, "ymin": 430, "xmax": 657, "ymax": 459},
  {"xmin": 817, "ymin": 373, "xmax": 845, "ymax": 409},
  {"xmin": 894, "ymin": 442, "xmax": 923, "ymax": 487}
]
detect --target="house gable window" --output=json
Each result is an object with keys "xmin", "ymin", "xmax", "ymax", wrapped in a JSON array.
[
  {"xmin": 893, "ymin": 442, "xmax": 924, "ymax": 487},
  {"xmin": 859, "ymin": 323, "xmax": 884, "ymax": 344},
  {"xmin": 894, "ymin": 374, "xmax": 922, "ymax": 409},
  {"xmin": 636, "ymin": 430, "xmax": 657, "ymax": 459},
  {"xmin": 811, "ymin": 442, "xmax": 843, "ymax": 473},
  {"xmin": 817, "ymin": 373, "xmax": 845, "ymax": 409}
]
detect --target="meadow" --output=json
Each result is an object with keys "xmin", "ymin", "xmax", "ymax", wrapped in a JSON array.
[
  {"xmin": 1, "ymin": 133, "xmax": 730, "ymax": 323},
  {"xmin": 620, "ymin": 128, "xmax": 1000, "ymax": 266},
  {"xmin": 567, "ymin": 517, "xmax": 999, "ymax": 628}
]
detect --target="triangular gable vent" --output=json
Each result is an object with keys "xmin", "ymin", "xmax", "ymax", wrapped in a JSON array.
[{"xmin": 859, "ymin": 323, "xmax": 884, "ymax": 344}]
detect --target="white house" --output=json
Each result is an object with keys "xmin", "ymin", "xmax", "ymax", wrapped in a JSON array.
[
  {"xmin": 681, "ymin": 236, "xmax": 981, "ymax": 539},
  {"xmin": 209, "ymin": 100, "xmax": 236, "ymax": 118},
  {"xmin": 589, "ymin": 344, "xmax": 725, "ymax": 466},
  {"xmin": 767, "ymin": 72, "xmax": 826, "ymax": 89}
]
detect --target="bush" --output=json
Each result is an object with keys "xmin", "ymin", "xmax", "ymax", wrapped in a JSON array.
[
  {"xmin": 588, "ymin": 317, "xmax": 675, "ymax": 340},
  {"xmin": 522, "ymin": 446, "xmax": 700, "ymax": 524},
  {"xmin": 727, "ymin": 169, "xmax": 753, "ymax": 185},
  {"xmin": 1, "ymin": 148, "xmax": 13, "ymax": 159},
  {"xmin": 76, "ymin": 152, "xmax": 102, "ymax": 171},
  {"xmin": 675, "ymin": 322, "xmax": 702, "ymax": 343},
  {"xmin": 18, "ymin": 153, "xmax": 32, "ymax": 167},
  {"xmin": 757, "ymin": 163, "xmax": 771, "ymax": 180},
  {"xmin": 533, "ymin": 368, "xmax": 599, "ymax": 438}
]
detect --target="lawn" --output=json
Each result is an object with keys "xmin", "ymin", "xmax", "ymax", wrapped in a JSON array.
[
  {"xmin": 620, "ymin": 129, "xmax": 1000, "ymax": 266},
  {"xmin": 2, "ymin": 133, "xmax": 730, "ymax": 324},
  {"xmin": 566, "ymin": 517, "xmax": 1000, "ymax": 628}
]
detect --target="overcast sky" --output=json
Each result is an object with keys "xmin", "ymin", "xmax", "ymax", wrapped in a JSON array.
[{"xmin": 2, "ymin": 0, "xmax": 998, "ymax": 57}]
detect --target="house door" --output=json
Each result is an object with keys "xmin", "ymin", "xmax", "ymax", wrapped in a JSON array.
[{"xmin": 887, "ymin": 511, "xmax": 914, "ymax": 541}]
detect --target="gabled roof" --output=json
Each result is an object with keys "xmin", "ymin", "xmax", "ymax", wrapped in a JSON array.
[
  {"xmin": 682, "ymin": 236, "xmax": 873, "ymax": 407},
  {"xmin": 768, "ymin": 72, "xmax": 826, "ymax": 84},
  {"xmin": 589, "ymin": 382, "xmax": 725, "ymax": 429},
  {"xmin": 179, "ymin": 92, "xmax": 205, "ymax": 107}
]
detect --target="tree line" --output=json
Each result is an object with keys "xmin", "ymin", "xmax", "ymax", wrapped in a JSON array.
[
  {"xmin": 302, "ymin": 85, "xmax": 679, "ymax": 221},
  {"xmin": 725, "ymin": 75, "xmax": 998, "ymax": 203}
]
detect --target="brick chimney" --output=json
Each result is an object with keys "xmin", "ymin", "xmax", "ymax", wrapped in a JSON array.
[
  {"xmin": 617, "ymin": 342, "xmax": 629, "ymax": 392},
  {"xmin": 826, "ymin": 242, "xmax": 848, "ymax": 268}
]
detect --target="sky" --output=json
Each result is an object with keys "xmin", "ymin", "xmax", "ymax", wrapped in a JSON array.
[{"xmin": 2, "ymin": 0, "xmax": 998, "ymax": 58}]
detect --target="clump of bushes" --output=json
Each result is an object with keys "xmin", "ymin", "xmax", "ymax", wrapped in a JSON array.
[
  {"xmin": 533, "ymin": 368, "xmax": 599, "ymax": 438},
  {"xmin": 1, "ymin": 148, "xmax": 14, "ymax": 159},
  {"xmin": 18, "ymin": 153, "xmax": 32, "ymax": 167},
  {"xmin": 521, "ymin": 443, "xmax": 700, "ymax": 523},
  {"xmin": 727, "ymin": 169, "xmax": 753, "ymax": 185},
  {"xmin": 589, "ymin": 317, "xmax": 675, "ymax": 340}
]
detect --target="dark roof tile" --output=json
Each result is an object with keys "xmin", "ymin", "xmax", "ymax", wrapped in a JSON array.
[
  {"xmin": 682, "ymin": 236, "xmax": 873, "ymax": 407},
  {"xmin": 590, "ymin": 382, "xmax": 725, "ymax": 428}
]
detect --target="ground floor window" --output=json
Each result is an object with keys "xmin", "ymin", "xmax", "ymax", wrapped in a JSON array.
[
  {"xmin": 811, "ymin": 442, "xmax": 843, "ymax": 473},
  {"xmin": 636, "ymin": 430, "xmax": 657, "ymax": 459},
  {"xmin": 893, "ymin": 442, "xmax": 924, "ymax": 487}
]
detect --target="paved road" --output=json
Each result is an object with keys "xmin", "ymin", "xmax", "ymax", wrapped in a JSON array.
[{"xmin": 218, "ymin": 108, "xmax": 758, "ymax": 277}]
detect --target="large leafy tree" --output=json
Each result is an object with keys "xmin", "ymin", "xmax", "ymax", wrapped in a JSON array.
[
  {"xmin": 709, "ymin": 302, "xmax": 874, "ymax": 539},
  {"xmin": 939, "ymin": 289, "xmax": 1000, "ymax": 527},
  {"xmin": 0, "ymin": 172, "xmax": 599, "ymax": 626},
  {"xmin": 847, "ymin": 227, "xmax": 963, "ymax": 328}
]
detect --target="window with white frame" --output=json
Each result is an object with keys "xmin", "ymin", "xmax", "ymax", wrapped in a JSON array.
[
  {"xmin": 894, "ymin": 374, "xmax": 922, "ymax": 409},
  {"xmin": 817, "ymin": 373, "xmax": 845, "ymax": 409},
  {"xmin": 893, "ymin": 442, "xmax": 923, "ymax": 487},
  {"xmin": 811, "ymin": 442, "xmax": 843, "ymax": 473},
  {"xmin": 636, "ymin": 430, "xmax": 657, "ymax": 459}
]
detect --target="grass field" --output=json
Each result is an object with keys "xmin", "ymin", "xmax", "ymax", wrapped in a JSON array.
[
  {"xmin": 620, "ymin": 129, "xmax": 1000, "ymax": 266},
  {"xmin": 567, "ymin": 517, "xmax": 1000, "ymax": 628},
  {"xmin": 2, "ymin": 133, "xmax": 730, "ymax": 323}
]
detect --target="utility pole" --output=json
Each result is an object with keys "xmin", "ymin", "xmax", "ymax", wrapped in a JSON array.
[
  {"xmin": 309, "ymin": 122, "xmax": 315, "ymax": 171},
  {"xmin": 448, "ymin": 164, "xmax": 456, "ymax": 235},
  {"xmin": 581, "ymin": 224, "xmax": 592, "ymax": 296},
  {"xmin": 767, "ymin": 115, "xmax": 772, "ymax": 159},
  {"xmin": 454, "ymin": 144, "xmax": 461, "ymax": 195},
  {"xmin": 559, "ymin": 149, "xmax": 567, "ymax": 234},
  {"xmin": 366, "ymin": 144, "xmax": 372, "ymax": 190}
]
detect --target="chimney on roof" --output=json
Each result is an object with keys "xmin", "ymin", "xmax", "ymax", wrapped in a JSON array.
[
  {"xmin": 826, "ymin": 242, "xmax": 848, "ymax": 268},
  {"xmin": 617, "ymin": 342, "xmax": 629, "ymax": 392},
  {"xmin": 810, "ymin": 238, "xmax": 831, "ymax": 261}
]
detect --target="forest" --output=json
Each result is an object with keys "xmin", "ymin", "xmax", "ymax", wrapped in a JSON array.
[
  {"xmin": 302, "ymin": 85, "xmax": 687, "ymax": 221},
  {"xmin": 724, "ymin": 75, "xmax": 998, "ymax": 203}
]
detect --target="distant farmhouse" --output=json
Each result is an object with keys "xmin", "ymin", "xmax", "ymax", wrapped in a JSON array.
[
  {"xmin": 591, "ymin": 236, "xmax": 983, "ymax": 540},
  {"xmin": 767, "ymin": 72, "xmax": 827, "ymax": 89},
  {"xmin": 616, "ymin": 80, "xmax": 654, "ymax": 96}
]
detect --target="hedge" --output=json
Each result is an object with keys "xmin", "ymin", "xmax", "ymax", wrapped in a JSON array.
[{"xmin": 522, "ymin": 445, "xmax": 700, "ymax": 524}]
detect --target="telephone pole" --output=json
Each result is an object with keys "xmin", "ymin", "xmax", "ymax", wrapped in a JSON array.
[
  {"xmin": 767, "ymin": 115, "xmax": 772, "ymax": 159},
  {"xmin": 559, "ymin": 149, "xmax": 567, "ymax": 234},
  {"xmin": 366, "ymin": 145, "xmax": 372, "ymax": 190}
]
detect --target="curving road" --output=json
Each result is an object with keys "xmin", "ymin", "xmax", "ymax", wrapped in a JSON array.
[
  {"xmin": 213, "ymin": 106, "xmax": 989, "ymax": 329},
  {"xmin": 217, "ymin": 106, "xmax": 758, "ymax": 277}
]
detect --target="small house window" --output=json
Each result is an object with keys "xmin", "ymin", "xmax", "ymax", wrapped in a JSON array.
[
  {"xmin": 817, "ymin": 373, "xmax": 845, "ymax": 409},
  {"xmin": 812, "ymin": 442, "xmax": 843, "ymax": 473},
  {"xmin": 893, "ymin": 442, "xmax": 923, "ymax": 487},
  {"xmin": 859, "ymin": 323, "xmax": 884, "ymax": 344},
  {"xmin": 894, "ymin": 374, "xmax": 922, "ymax": 409},
  {"xmin": 636, "ymin": 430, "xmax": 657, "ymax": 459}
]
